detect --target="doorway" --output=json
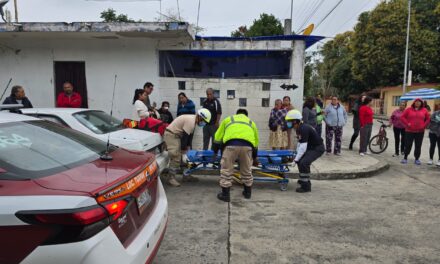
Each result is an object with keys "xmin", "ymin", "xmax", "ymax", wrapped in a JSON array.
[{"xmin": 54, "ymin": 61, "xmax": 88, "ymax": 108}]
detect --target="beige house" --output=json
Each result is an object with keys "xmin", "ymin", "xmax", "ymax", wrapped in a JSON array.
[{"xmin": 379, "ymin": 83, "xmax": 439, "ymax": 116}]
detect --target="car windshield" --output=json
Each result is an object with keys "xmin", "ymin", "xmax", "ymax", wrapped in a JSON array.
[
  {"xmin": 73, "ymin": 110, "xmax": 124, "ymax": 134},
  {"xmin": 0, "ymin": 120, "xmax": 115, "ymax": 180}
]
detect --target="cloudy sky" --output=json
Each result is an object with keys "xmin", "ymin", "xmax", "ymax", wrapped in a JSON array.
[{"xmin": 4, "ymin": 0, "xmax": 381, "ymax": 46}]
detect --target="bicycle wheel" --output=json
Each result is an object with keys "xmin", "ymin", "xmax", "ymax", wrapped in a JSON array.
[{"xmin": 369, "ymin": 135, "xmax": 388, "ymax": 154}]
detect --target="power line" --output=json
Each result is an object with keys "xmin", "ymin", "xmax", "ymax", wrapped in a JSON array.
[
  {"xmin": 331, "ymin": 0, "xmax": 375, "ymax": 34},
  {"xmin": 315, "ymin": 0, "xmax": 345, "ymax": 30},
  {"xmin": 296, "ymin": 0, "xmax": 320, "ymax": 30},
  {"xmin": 297, "ymin": 0, "xmax": 325, "ymax": 32},
  {"xmin": 295, "ymin": 0, "xmax": 319, "ymax": 30}
]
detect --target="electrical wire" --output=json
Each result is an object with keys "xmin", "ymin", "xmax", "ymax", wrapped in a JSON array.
[
  {"xmin": 296, "ymin": 0, "xmax": 319, "ymax": 29},
  {"xmin": 295, "ymin": 0, "xmax": 319, "ymax": 30},
  {"xmin": 297, "ymin": 0, "xmax": 325, "ymax": 32},
  {"xmin": 315, "ymin": 0, "xmax": 345, "ymax": 30},
  {"xmin": 331, "ymin": 0, "xmax": 376, "ymax": 34}
]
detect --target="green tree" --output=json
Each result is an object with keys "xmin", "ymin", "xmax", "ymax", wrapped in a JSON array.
[
  {"xmin": 100, "ymin": 8, "xmax": 135, "ymax": 22},
  {"xmin": 231, "ymin": 26, "xmax": 248, "ymax": 37},
  {"xmin": 351, "ymin": 0, "xmax": 439, "ymax": 89},
  {"xmin": 309, "ymin": 0, "xmax": 439, "ymax": 99},
  {"xmin": 412, "ymin": 0, "xmax": 440, "ymax": 33},
  {"xmin": 155, "ymin": 8, "xmax": 205, "ymax": 34},
  {"xmin": 323, "ymin": 32, "xmax": 365, "ymax": 99},
  {"xmin": 231, "ymin": 13, "xmax": 284, "ymax": 37}
]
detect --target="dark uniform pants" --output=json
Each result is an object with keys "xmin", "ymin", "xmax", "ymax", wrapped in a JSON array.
[
  {"xmin": 298, "ymin": 145, "xmax": 325, "ymax": 174},
  {"xmin": 203, "ymin": 124, "xmax": 218, "ymax": 150}
]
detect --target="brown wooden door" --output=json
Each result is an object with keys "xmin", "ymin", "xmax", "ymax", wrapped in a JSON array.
[{"xmin": 54, "ymin": 61, "xmax": 88, "ymax": 108}]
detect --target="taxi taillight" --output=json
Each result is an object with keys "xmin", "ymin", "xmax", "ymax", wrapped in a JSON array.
[
  {"xmin": 16, "ymin": 199, "xmax": 130, "ymax": 245},
  {"xmin": 103, "ymin": 200, "xmax": 129, "ymax": 221}
]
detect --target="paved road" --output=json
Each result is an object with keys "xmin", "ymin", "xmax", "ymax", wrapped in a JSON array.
[{"xmin": 155, "ymin": 117, "xmax": 440, "ymax": 264}]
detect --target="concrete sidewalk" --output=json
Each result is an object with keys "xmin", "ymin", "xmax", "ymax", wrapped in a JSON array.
[
  {"xmin": 190, "ymin": 149, "xmax": 389, "ymax": 180},
  {"xmin": 308, "ymin": 150, "xmax": 389, "ymax": 180}
]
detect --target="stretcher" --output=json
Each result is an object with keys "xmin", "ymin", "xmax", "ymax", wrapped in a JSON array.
[{"xmin": 183, "ymin": 149, "xmax": 296, "ymax": 191}]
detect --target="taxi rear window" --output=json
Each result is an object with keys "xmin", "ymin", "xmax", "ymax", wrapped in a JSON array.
[{"xmin": 0, "ymin": 120, "xmax": 114, "ymax": 180}]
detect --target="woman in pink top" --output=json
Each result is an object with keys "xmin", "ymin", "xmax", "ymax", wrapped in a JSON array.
[
  {"xmin": 400, "ymin": 98, "xmax": 430, "ymax": 165},
  {"xmin": 389, "ymin": 101, "xmax": 407, "ymax": 157}
]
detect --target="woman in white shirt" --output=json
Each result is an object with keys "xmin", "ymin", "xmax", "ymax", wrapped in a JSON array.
[{"xmin": 132, "ymin": 89, "xmax": 149, "ymax": 121}]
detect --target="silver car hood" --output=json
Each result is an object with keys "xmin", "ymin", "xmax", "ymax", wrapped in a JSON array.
[{"xmin": 108, "ymin": 128, "xmax": 162, "ymax": 151}]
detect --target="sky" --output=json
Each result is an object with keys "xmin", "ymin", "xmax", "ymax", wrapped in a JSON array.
[{"xmin": 3, "ymin": 0, "xmax": 381, "ymax": 49}]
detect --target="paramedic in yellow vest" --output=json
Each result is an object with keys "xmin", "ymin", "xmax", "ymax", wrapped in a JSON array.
[
  {"xmin": 213, "ymin": 109, "xmax": 259, "ymax": 202},
  {"xmin": 163, "ymin": 108, "xmax": 211, "ymax": 187}
]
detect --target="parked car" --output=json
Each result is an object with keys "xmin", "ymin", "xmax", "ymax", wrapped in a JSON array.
[
  {"xmin": 21, "ymin": 108, "xmax": 169, "ymax": 175},
  {"xmin": 0, "ymin": 111, "xmax": 168, "ymax": 264}
]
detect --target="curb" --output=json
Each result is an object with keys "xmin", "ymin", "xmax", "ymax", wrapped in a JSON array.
[
  {"xmin": 290, "ymin": 159, "xmax": 390, "ymax": 180},
  {"xmin": 189, "ymin": 159, "xmax": 390, "ymax": 181}
]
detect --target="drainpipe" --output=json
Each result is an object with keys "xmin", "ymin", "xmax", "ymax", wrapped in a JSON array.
[{"xmin": 14, "ymin": 0, "xmax": 17, "ymax": 22}]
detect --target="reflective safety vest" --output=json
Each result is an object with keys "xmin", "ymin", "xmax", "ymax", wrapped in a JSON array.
[
  {"xmin": 316, "ymin": 105, "xmax": 324, "ymax": 124},
  {"xmin": 214, "ymin": 114, "xmax": 259, "ymax": 148}
]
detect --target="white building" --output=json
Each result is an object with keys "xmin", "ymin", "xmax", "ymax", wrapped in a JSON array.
[{"xmin": 0, "ymin": 22, "xmax": 323, "ymax": 149}]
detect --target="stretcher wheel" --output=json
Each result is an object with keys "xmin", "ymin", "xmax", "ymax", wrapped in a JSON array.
[{"xmin": 280, "ymin": 182, "xmax": 288, "ymax": 191}]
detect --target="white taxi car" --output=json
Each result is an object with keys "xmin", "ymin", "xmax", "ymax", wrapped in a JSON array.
[{"xmin": 21, "ymin": 108, "xmax": 169, "ymax": 175}]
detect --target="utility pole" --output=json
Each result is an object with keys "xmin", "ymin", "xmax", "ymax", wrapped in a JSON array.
[
  {"xmin": 290, "ymin": 0, "xmax": 293, "ymax": 33},
  {"xmin": 402, "ymin": 0, "xmax": 411, "ymax": 94},
  {"xmin": 196, "ymin": 0, "xmax": 201, "ymax": 35},
  {"xmin": 14, "ymin": 0, "xmax": 17, "ymax": 22}
]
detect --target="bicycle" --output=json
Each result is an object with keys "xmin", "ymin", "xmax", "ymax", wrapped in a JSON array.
[{"xmin": 368, "ymin": 120, "xmax": 389, "ymax": 154}]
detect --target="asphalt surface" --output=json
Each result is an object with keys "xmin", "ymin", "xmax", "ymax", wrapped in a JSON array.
[{"xmin": 154, "ymin": 117, "xmax": 440, "ymax": 264}]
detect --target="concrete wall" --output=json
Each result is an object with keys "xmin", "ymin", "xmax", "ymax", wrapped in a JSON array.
[
  {"xmin": 0, "ymin": 36, "xmax": 166, "ymax": 119},
  {"xmin": 158, "ymin": 41, "xmax": 306, "ymax": 150},
  {"xmin": 382, "ymin": 88, "xmax": 438, "ymax": 116},
  {"xmin": 0, "ymin": 36, "xmax": 306, "ymax": 150}
]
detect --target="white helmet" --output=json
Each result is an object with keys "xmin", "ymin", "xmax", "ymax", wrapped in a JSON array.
[
  {"xmin": 285, "ymin": 109, "xmax": 302, "ymax": 121},
  {"xmin": 197, "ymin": 108, "xmax": 212, "ymax": 123}
]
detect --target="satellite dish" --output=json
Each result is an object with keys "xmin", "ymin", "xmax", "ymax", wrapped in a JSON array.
[
  {"xmin": 303, "ymin": 24, "xmax": 315, "ymax": 36},
  {"xmin": 0, "ymin": 0, "xmax": 9, "ymax": 22}
]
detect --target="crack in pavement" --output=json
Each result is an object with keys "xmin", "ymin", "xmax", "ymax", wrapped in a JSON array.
[{"xmin": 387, "ymin": 160, "xmax": 440, "ymax": 191}]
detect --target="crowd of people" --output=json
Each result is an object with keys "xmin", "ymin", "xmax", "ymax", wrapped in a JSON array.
[
  {"xmin": 130, "ymin": 84, "xmax": 326, "ymax": 194},
  {"xmin": 268, "ymin": 95, "xmax": 349, "ymax": 156},
  {"xmin": 267, "ymin": 93, "xmax": 440, "ymax": 168},
  {"xmin": 3, "ymin": 80, "xmax": 438, "ymax": 198}
]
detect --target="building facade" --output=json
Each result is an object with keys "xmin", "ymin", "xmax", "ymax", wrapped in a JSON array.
[
  {"xmin": 0, "ymin": 22, "xmax": 323, "ymax": 149},
  {"xmin": 380, "ymin": 83, "xmax": 439, "ymax": 116}
]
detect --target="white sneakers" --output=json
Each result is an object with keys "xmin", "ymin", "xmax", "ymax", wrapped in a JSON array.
[
  {"xmin": 427, "ymin": 160, "xmax": 440, "ymax": 166},
  {"xmin": 360, "ymin": 153, "xmax": 365, "ymax": 156}
]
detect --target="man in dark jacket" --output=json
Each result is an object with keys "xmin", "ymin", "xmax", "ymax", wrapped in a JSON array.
[
  {"xmin": 2, "ymin": 85, "xmax": 33, "ymax": 109},
  {"xmin": 202, "ymin": 88, "xmax": 222, "ymax": 150},
  {"xmin": 349, "ymin": 94, "xmax": 366, "ymax": 150}
]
